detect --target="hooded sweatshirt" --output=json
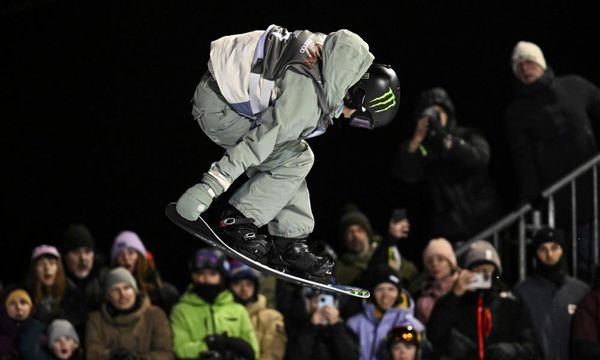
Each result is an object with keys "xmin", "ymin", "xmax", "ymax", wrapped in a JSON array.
[{"xmin": 207, "ymin": 25, "xmax": 374, "ymax": 185}]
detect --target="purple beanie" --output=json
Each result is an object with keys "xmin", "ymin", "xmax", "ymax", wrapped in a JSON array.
[{"xmin": 111, "ymin": 231, "xmax": 147, "ymax": 263}]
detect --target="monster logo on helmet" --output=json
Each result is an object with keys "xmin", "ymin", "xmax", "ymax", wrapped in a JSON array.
[{"xmin": 345, "ymin": 63, "xmax": 401, "ymax": 129}]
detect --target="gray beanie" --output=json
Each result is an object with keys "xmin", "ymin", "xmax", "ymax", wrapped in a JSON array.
[
  {"xmin": 105, "ymin": 267, "xmax": 138, "ymax": 296},
  {"xmin": 48, "ymin": 319, "xmax": 79, "ymax": 346},
  {"xmin": 463, "ymin": 240, "xmax": 502, "ymax": 274}
]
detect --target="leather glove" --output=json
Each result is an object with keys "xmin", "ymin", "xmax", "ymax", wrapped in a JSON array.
[{"xmin": 176, "ymin": 172, "xmax": 225, "ymax": 221}]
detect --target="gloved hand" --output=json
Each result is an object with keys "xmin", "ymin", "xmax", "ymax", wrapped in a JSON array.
[
  {"xmin": 485, "ymin": 343, "xmax": 517, "ymax": 360},
  {"xmin": 108, "ymin": 347, "xmax": 139, "ymax": 360},
  {"xmin": 199, "ymin": 350, "xmax": 224, "ymax": 360},
  {"xmin": 204, "ymin": 334, "xmax": 254, "ymax": 360},
  {"xmin": 176, "ymin": 173, "xmax": 225, "ymax": 221}
]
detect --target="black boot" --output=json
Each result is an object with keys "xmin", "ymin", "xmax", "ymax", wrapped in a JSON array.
[
  {"xmin": 269, "ymin": 237, "xmax": 334, "ymax": 283},
  {"xmin": 219, "ymin": 207, "xmax": 270, "ymax": 262}
]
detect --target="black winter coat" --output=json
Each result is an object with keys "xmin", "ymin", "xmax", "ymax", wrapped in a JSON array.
[
  {"xmin": 427, "ymin": 287, "xmax": 538, "ymax": 360},
  {"xmin": 393, "ymin": 126, "xmax": 500, "ymax": 243},
  {"xmin": 285, "ymin": 321, "xmax": 358, "ymax": 360},
  {"xmin": 505, "ymin": 69, "xmax": 600, "ymax": 225}
]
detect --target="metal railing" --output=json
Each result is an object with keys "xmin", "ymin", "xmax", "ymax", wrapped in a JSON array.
[{"xmin": 455, "ymin": 152, "xmax": 600, "ymax": 281}]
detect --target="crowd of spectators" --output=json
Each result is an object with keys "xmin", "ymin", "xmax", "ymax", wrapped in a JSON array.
[{"xmin": 3, "ymin": 39, "xmax": 600, "ymax": 360}]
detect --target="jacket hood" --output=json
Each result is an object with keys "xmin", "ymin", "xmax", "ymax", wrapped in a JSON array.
[
  {"xmin": 415, "ymin": 87, "xmax": 457, "ymax": 131},
  {"xmin": 245, "ymin": 294, "xmax": 267, "ymax": 316},
  {"xmin": 361, "ymin": 303, "xmax": 425, "ymax": 331},
  {"xmin": 321, "ymin": 29, "xmax": 374, "ymax": 118}
]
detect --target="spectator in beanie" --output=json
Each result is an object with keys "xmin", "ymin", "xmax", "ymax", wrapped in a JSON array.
[
  {"xmin": 367, "ymin": 209, "xmax": 419, "ymax": 287},
  {"xmin": 0, "ymin": 285, "xmax": 33, "ymax": 360},
  {"xmin": 383, "ymin": 320, "xmax": 425, "ymax": 360},
  {"xmin": 228, "ymin": 260, "xmax": 286, "ymax": 360},
  {"xmin": 506, "ymin": 41, "xmax": 600, "ymax": 281},
  {"xmin": 334, "ymin": 204, "xmax": 382, "ymax": 286},
  {"xmin": 60, "ymin": 223, "xmax": 108, "ymax": 337},
  {"xmin": 347, "ymin": 266, "xmax": 424, "ymax": 360},
  {"xmin": 20, "ymin": 319, "xmax": 81, "ymax": 360},
  {"xmin": 572, "ymin": 264, "xmax": 600, "ymax": 359},
  {"xmin": 26, "ymin": 245, "xmax": 78, "ymax": 326},
  {"xmin": 286, "ymin": 287, "xmax": 359, "ymax": 360},
  {"xmin": 513, "ymin": 226, "xmax": 588, "ymax": 360},
  {"xmin": 110, "ymin": 230, "xmax": 179, "ymax": 315},
  {"xmin": 428, "ymin": 240, "xmax": 537, "ymax": 360},
  {"xmin": 170, "ymin": 248, "xmax": 258, "ymax": 360},
  {"xmin": 411, "ymin": 238, "xmax": 458, "ymax": 324},
  {"xmin": 85, "ymin": 267, "xmax": 174, "ymax": 360},
  {"xmin": 334, "ymin": 205, "xmax": 393, "ymax": 319}
]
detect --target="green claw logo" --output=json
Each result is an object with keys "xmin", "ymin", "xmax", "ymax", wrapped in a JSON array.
[
  {"xmin": 369, "ymin": 87, "xmax": 397, "ymax": 113},
  {"xmin": 347, "ymin": 288, "xmax": 370, "ymax": 297}
]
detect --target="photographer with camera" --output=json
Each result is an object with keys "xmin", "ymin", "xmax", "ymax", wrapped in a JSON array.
[
  {"xmin": 285, "ymin": 287, "xmax": 359, "ymax": 360},
  {"xmin": 392, "ymin": 87, "xmax": 501, "ymax": 245},
  {"xmin": 427, "ymin": 240, "xmax": 538, "ymax": 360}
]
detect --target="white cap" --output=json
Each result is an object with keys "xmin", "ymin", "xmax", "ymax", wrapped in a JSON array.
[{"xmin": 511, "ymin": 41, "xmax": 547, "ymax": 75}]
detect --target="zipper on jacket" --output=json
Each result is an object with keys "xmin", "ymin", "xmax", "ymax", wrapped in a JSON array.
[{"xmin": 209, "ymin": 305, "xmax": 217, "ymax": 335}]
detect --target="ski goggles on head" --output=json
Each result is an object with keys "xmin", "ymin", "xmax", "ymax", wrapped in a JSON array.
[
  {"xmin": 344, "ymin": 88, "xmax": 374, "ymax": 129},
  {"xmin": 387, "ymin": 325, "xmax": 421, "ymax": 346}
]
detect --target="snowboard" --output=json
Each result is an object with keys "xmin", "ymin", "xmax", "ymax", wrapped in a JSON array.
[{"xmin": 165, "ymin": 202, "xmax": 370, "ymax": 298}]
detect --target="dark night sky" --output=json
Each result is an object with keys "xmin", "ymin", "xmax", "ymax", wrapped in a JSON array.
[{"xmin": 2, "ymin": 1, "xmax": 599, "ymax": 288}]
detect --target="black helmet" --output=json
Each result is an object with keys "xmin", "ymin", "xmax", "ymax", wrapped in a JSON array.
[
  {"xmin": 344, "ymin": 64, "xmax": 400, "ymax": 129},
  {"xmin": 188, "ymin": 248, "xmax": 230, "ymax": 276}
]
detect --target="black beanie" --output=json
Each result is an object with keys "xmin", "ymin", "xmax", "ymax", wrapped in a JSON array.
[
  {"xmin": 532, "ymin": 227, "xmax": 565, "ymax": 251},
  {"xmin": 62, "ymin": 223, "xmax": 95, "ymax": 253},
  {"xmin": 370, "ymin": 265, "xmax": 402, "ymax": 293}
]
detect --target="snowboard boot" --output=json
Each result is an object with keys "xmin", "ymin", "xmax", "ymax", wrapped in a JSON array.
[
  {"xmin": 268, "ymin": 236, "xmax": 334, "ymax": 284},
  {"xmin": 219, "ymin": 207, "xmax": 270, "ymax": 262}
]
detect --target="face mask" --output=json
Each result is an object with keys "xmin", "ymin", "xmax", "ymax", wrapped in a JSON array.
[{"xmin": 193, "ymin": 283, "xmax": 225, "ymax": 303}]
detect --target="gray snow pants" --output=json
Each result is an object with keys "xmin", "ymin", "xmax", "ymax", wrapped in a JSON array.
[{"xmin": 191, "ymin": 72, "xmax": 315, "ymax": 238}]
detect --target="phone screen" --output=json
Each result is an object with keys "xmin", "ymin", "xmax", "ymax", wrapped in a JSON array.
[
  {"xmin": 469, "ymin": 272, "xmax": 492, "ymax": 289},
  {"xmin": 318, "ymin": 294, "xmax": 335, "ymax": 308}
]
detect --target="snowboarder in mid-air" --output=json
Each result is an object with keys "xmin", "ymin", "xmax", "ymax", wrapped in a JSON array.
[{"xmin": 176, "ymin": 25, "xmax": 400, "ymax": 283}]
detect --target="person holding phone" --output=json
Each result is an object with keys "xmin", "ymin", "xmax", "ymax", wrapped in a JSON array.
[
  {"xmin": 427, "ymin": 240, "xmax": 538, "ymax": 360},
  {"xmin": 347, "ymin": 266, "xmax": 424, "ymax": 360},
  {"xmin": 285, "ymin": 288, "xmax": 359, "ymax": 360}
]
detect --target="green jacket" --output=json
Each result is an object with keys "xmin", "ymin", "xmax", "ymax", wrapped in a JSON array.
[{"xmin": 170, "ymin": 286, "xmax": 259, "ymax": 359}]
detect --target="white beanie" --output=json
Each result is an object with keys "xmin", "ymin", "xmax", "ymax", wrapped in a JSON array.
[
  {"xmin": 511, "ymin": 41, "xmax": 547, "ymax": 75},
  {"xmin": 423, "ymin": 238, "xmax": 457, "ymax": 267}
]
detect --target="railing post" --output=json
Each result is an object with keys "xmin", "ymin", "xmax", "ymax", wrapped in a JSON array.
[
  {"xmin": 548, "ymin": 195, "xmax": 555, "ymax": 228},
  {"xmin": 572, "ymin": 180, "xmax": 577, "ymax": 277},
  {"xmin": 594, "ymin": 165, "xmax": 599, "ymax": 266},
  {"xmin": 493, "ymin": 232, "xmax": 499, "ymax": 251},
  {"xmin": 519, "ymin": 214, "xmax": 526, "ymax": 281}
]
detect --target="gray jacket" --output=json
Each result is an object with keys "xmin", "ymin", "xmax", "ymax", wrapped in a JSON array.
[{"xmin": 513, "ymin": 274, "xmax": 589, "ymax": 360}]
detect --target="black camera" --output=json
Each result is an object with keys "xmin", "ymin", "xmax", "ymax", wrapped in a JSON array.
[{"xmin": 422, "ymin": 106, "xmax": 446, "ymax": 143}]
